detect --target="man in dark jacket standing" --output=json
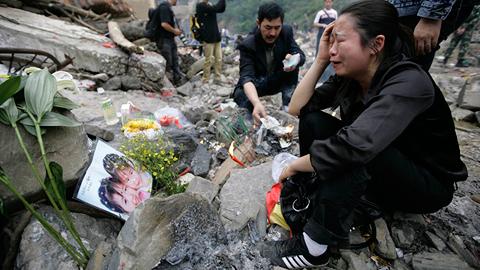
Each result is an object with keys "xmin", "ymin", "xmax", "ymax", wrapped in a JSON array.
[
  {"xmin": 233, "ymin": 2, "xmax": 305, "ymax": 124},
  {"xmin": 155, "ymin": 0, "xmax": 183, "ymax": 84},
  {"xmin": 196, "ymin": 0, "xmax": 226, "ymax": 84}
]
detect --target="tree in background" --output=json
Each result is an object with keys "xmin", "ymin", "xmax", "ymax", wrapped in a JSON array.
[{"xmin": 219, "ymin": 0, "xmax": 354, "ymax": 34}]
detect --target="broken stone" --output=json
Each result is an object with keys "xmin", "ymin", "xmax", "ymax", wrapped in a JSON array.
[
  {"xmin": 86, "ymin": 241, "xmax": 116, "ymax": 270},
  {"xmin": 186, "ymin": 57, "xmax": 205, "ymax": 79},
  {"xmin": 0, "ymin": 117, "xmax": 89, "ymax": 207},
  {"xmin": 392, "ymin": 260, "xmax": 411, "ymax": 270},
  {"xmin": 412, "ymin": 252, "xmax": 474, "ymax": 270},
  {"xmin": 177, "ymin": 173, "xmax": 195, "ymax": 186},
  {"xmin": 182, "ymin": 99, "xmax": 207, "ymax": 124},
  {"xmin": 339, "ymin": 250, "xmax": 372, "ymax": 270},
  {"xmin": 451, "ymin": 107, "xmax": 476, "ymax": 122},
  {"xmin": 84, "ymin": 117, "xmax": 115, "ymax": 141},
  {"xmin": 447, "ymin": 233, "xmax": 480, "ymax": 268},
  {"xmin": 108, "ymin": 193, "xmax": 225, "ymax": 270},
  {"xmin": 215, "ymin": 147, "xmax": 229, "ymax": 161},
  {"xmin": 201, "ymin": 110, "xmax": 219, "ymax": 122},
  {"xmin": 212, "ymin": 157, "xmax": 240, "ymax": 186},
  {"xmin": 16, "ymin": 206, "xmax": 121, "ymax": 270},
  {"xmin": 121, "ymin": 75, "xmax": 142, "ymax": 90},
  {"xmin": 90, "ymin": 73, "xmax": 110, "ymax": 82},
  {"xmin": 216, "ymin": 86, "xmax": 232, "ymax": 97},
  {"xmin": 2, "ymin": 0, "xmax": 23, "ymax": 8},
  {"xmin": 459, "ymin": 79, "xmax": 480, "ymax": 111},
  {"xmin": 190, "ymin": 145, "xmax": 211, "ymax": 178},
  {"xmin": 219, "ymin": 162, "xmax": 273, "ymax": 231},
  {"xmin": 103, "ymin": 76, "xmax": 122, "ymax": 91},
  {"xmin": 0, "ymin": 7, "xmax": 165, "ymax": 83},
  {"xmin": 186, "ymin": 175, "xmax": 219, "ymax": 203},
  {"xmin": 163, "ymin": 128, "xmax": 198, "ymax": 171},
  {"xmin": 176, "ymin": 81, "xmax": 194, "ymax": 96},
  {"xmin": 391, "ymin": 225, "xmax": 416, "ymax": 249},
  {"xmin": 393, "ymin": 212, "xmax": 427, "ymax": 226},
  {"xmin": 425, "ymin": 231, "xmax": 446, "ymax": 251},
  {"xmin": 374, "ymin": 218, "xmax": 397, "ymax": 260}
]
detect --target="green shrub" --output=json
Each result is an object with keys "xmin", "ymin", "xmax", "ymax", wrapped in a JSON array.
[{"xmin": 120, "ymin": 134, "xmax": 186, "ymax": 195}]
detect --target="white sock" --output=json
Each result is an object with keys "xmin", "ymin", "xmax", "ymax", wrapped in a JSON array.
[{"xmin": 303, "ymin": 232, "xmax": 328, "ymax": 256}]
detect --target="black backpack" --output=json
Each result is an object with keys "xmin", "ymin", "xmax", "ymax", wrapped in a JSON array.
[{"xmin": 144, "ymin": 7, "xmax": 159, "ymax": 41}]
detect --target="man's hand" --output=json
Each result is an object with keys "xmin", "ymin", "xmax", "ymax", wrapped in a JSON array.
[
  {"xmin": 173, "ymin": 28, "xmax": 183, "ymax": 36},
  {"xmin": 252, "ymin": 101, "xmax": 267, "ymax": 126},
  {"xmin": 414, "ymin": 18, "xmax": 442, "ymax": 56}
]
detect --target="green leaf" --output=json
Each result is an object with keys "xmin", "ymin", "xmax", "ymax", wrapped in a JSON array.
[
  {"xmin": 24, "ymin": 69, "xmax": 57, "ymax": 118},
  {"xmin": 19, "ymin": 121, "xmax": 45, "ymax": 137},
  {"xmin": 39, "ymin": 112, "xmax": 81, "ymax": 127},
  {"xmin": 45, "ymin": 162, "xmax": 66, "ymax": 207},
  {"xmin": 0, "ymin": 98, "xmax": 19, "ymax": 124},
  {"xmin": 20, "ymin": 111, "xmax": 80, "ymax": 127},
  {"xmin": 0, "ymin": 76, "xmax": 21, "ymax": 106},
  {"xmin": 53, "ymin": 96, "xmax": 80, "ymax": 110},
  {"xmin": 0, "ymin": 109, "xmax": 9, "ymax": 125}
]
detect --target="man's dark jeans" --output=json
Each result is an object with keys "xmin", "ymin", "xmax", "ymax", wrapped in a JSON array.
[
  {"xmin": 233, "ymin": 75, "xmax": 296, "ymax": 112},
  {"xmin": 156, "ymin": 38, "xmax": 181, "ymax": 80},
  {"xmin": 298, "ymin": 111, "xmax": 454, "ymax": 247}
]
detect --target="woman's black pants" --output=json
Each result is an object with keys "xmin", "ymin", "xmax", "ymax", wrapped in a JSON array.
[{"xmin": 299, "ymin": 111, "xmax": 454, "ymax": 248}]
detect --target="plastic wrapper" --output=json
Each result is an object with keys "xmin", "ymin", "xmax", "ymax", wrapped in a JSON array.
[
  {"xmin": 271, "ymin": 152, "xmax": 298, "ymax": 182},
  {"xmin": 154, "ymin": 107, "xmax": 192, "ymax": 129}
]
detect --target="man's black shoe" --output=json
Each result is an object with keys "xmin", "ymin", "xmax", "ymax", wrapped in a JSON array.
[{"xmin": 258, "ymin": 235, "xmax": 330, "ymax": 269}]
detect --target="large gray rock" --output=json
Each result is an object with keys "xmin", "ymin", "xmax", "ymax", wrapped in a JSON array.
[
  {"xmin": 339, "ymin": 250, "xmax": 375, "ymax": 270},
  {"xmin": 458, "ymin": 79, "xmax": 480, "ymax": 111},
  {"xmin": 219, "ymin": 162, "xmax": 273, "ymax": 231},
  {"xmin": 374, "ymin": 218, "xmax": 397, "ymax": 260},
  {"xmin": 15, "ymin": 206, "xmax": 121, "ymax": 270},
  {"xmin": 412, "ymin": 252, "xmax": 474, "ymax": 270},
  {"xmin": 186, "ymin": 175, "xmax": 219, "ymax": 202},
  {"xmin": 0, "ymin": 121, "xmax": 89, "ymax": 206},
  {"xmin": 107, "ymin": 193, "xmax": 226, "ymax": 270},
  {"xmin": 0, "ymin": 7, "xmax": 165, "ymax": 83}
]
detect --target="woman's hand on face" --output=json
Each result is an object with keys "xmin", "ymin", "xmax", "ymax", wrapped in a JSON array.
[
  {"xmin": 316, "ymin": 22, "xmax": 335, "ymax": 63},
  {"xmin": 279, "ymin": 165, "xmax": 296, "ymax": 183}
]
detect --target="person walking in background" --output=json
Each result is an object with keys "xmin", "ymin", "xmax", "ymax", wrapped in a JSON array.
[
  {"xmin": 233, "ymin": 2, "xmax": 305, "ymax": 124},
  {"xmin": 196, "ymin": 0, "xmax": 226, "ymax": 84},
  {"xmin": 443, "ymin": 5, "xmax": 480, "ymax": 67},
  {"xmin": 312, "ymin": 0, "xmax": 337, "ymax": 84},
  {"xmin": 155, "ymin": 0, "xmax": 184, "ymax": 85},
  {"xmin": 313, "ymin": 0, "xmax": 337, "ymax": 57}
]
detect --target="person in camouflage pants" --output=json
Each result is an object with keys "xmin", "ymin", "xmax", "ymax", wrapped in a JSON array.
[{"xmin": 443, "ymin": 5, "xmax": 480, "ymax": 67}]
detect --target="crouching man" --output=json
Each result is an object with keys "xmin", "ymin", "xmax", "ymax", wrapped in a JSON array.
[{"xmin": 233, "ymin": 2, "xmax": 305, "ymax": 124}]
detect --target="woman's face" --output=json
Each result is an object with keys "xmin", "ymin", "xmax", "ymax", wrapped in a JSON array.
[
  {"xmin": 329, "ymin": 14, "xmax": 373, "ymax": 80},
  {"xmin": 117, "ymin": 166, "xmax": 143, "ymax": 189},
  {"xmin": 110, "ymin": 184, "xmax": 143, "ymax": 213}
]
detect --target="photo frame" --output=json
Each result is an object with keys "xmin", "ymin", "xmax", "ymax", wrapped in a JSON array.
[{"xmin": 74, "ymin": 140, "xmax": 153, "ymax": 220}]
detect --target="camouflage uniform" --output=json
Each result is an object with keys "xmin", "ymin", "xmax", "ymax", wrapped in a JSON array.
[{"xmin": 444, "ymin": 5, "xmax": 480, "ymax": 67}]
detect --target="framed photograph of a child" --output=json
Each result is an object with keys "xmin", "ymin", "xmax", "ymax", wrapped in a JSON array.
[{"xmin": 74, "ymin": 140, "xmax": 153, "ymax": 220}]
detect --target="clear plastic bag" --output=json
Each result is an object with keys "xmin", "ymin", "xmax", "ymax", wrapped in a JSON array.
[
  {"xmin": 271, "ymin": 152, "xmax": 298, "ymax": 182},
  {"xmin": 153, "ymin": 107, "xmax": 192, "ymax": 128}
]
